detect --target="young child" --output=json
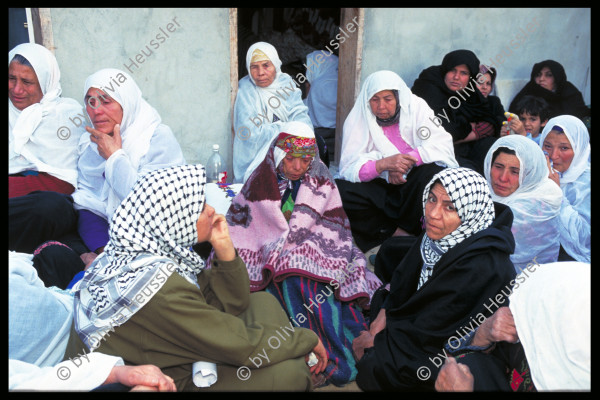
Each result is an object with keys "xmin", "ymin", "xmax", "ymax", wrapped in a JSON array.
[{"xmin": 504, "ymin": 95, "xmax": 550, "ymax": 144}]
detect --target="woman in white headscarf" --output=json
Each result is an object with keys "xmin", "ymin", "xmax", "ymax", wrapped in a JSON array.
[
  {"xmin": 66, "ymin": 164, "xmax": 326, "ymax": 391},
  {"xmin": 483, "ymin": 135, "xmax": 563, "ymax": 272},
  {"xmin": 539, "ymin": 115, "xmax": 590, "ymax": 262},
  {"xmin": 233, "ymin": 41, "xmax": 313, "ymax": 183},
  {"xmin": 70, "ymin": 68, "xmax": 186, "ymax": 254},
  {"xmin": 336, "ymin": 70, "xmax": 458, "ymax": 252},
  {"xmin": 9, "ymin": 43, "xmax": 86, "ymax": 197},
  {"xmin": 9, "ymin": 68, "xmax": 186, "ymax": 259}
]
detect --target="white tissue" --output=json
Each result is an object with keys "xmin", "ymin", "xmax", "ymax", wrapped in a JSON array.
[{"xmin": 192, "ymin": 361, "xmax": 218, "ymax": 387}]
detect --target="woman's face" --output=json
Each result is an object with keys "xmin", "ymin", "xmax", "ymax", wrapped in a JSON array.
[
  {"xmin": 85, "ymin": 88, "xmax": 124, "ymax": 134},
  {"xmin": 490, "ymin": 152, "xmax": 521, "ymax": 197},
  {"xmin": 369, "ymin": 90, "xmax": 397, "ymax": 120},
  {"xmin": 424, "ymin": 183, "xmax": 462, "ymax": 241},
  {"xmin": 477, "ymin": 73, "xmax": 493, "ymax": 97},
  {"xmin": 444, "ymin": 64, "xmax": 471, "ymax": 92},
  {"xmin": 196, "ymin": 203, "xmax": 216, "ymax": 243},
  {"xmin": 8, "ymin": 61, "xmax": 44, "ymax": 110},
  {"xmin": 534, "ymin": 66, "xmax": 556, "ymax": 91},
  {"xmin": 542, "ymin": 130, "xmax": 574, "ymax": 173},
  {"xmin": 250, "ymin": 60, "xmax": 276, "ymax": 88},
  {"xmin": 280, "ymin": 154, "xmax": 312, "ymax": 181}
]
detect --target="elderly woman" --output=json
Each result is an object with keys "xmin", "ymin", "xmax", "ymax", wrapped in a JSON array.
[
  {"xmin": 226, "ymin": 121, "xmax": 381, "ymax": 387},
  {"xmin": 540, "ymin": 115, "xmax": 590, "ymax": 263},
  {"xmin": 65, "ymin": 164, "xmax": 327, "ymax": 391},
  {"xmin": 9, "ymin": 43, "xmax": 86, "ymax": 197},
  {"xmin": 412, "ymin": 49, "xmax": 501, "ymax": 174},
  {"xmin": 304, "ymin": 50, "xmax": 339, "ymax": 162},
  {"xmin": 352, "ymin": 167, "xmax": 516, "ymax": 391},
  {"xmin": 336, "ymin": 70, "xmax": 457, "ymax": 252},
  {"xmin": 508, "ymin": 60, "xmax": 590, "ymax": 123},
  {"xmin": 483, "ymin": 135, "xmax": 563, "ymax": 273},
  {"xmin": 233, "ymin": 42, "xmax": 315, "ymax": 183},
  {"xmin": 9, "ymin": 68, "xmax": 185, "ymax": 258}
]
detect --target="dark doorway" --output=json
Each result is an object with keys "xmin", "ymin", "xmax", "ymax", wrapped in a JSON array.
[
  {"xmin": 9, "ymin": 8, "xmax": 30, "ymax": 50},
  {"xmin": 237, "ymin": 8, "xmax": 341, "ymax": 161}
]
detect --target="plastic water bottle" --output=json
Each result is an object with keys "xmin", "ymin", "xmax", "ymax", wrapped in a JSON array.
[{"xmin": 206, "ymin": 144, "xmax": 226, "ymax": 183}]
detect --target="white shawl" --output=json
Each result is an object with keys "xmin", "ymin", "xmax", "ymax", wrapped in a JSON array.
[
  {"xmin": 509, "ymin": 261, "xmax": 590, "ymax": 391},
  {"xmin": 71, "ymin": 68, "xmax": 176, "ymax": 220},
  {"xmin": 539, "ymin": 115, "xmax": 591, "ymax": 262},
  {"xmin": 233, "ymin": 42, "xmax": 313, "ymax": 183},
  {"xmin": 484, "ymin": 135, "xmax": 562, "ymax": 271},
  {"xmin": 338, "ymin": 70, "xmax": 457, "ymax": 183},
  {"xmin": 9, "ymin": 43, "xmax": 85, "ymax": 187}
]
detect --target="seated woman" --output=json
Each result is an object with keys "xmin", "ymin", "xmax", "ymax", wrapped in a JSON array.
[
  {"xmin": 508, "ymin": 60, "xmax": 590, "ymax": 123},
  {"xmin": 225, "ymin": 121, "xmax": 381, "ymax": 387},
  {"xmin": 476, "ymin": 65, "xmax": 507, "ymax": 132},
  {"xmin": 483, "ymin": 135, "xmax": 563, "ymax": 273},
  {"xmin": 336, "ymin": 70, "xmax": 457, "ymax": 253},
  {"xmin": 412, "ymin": 49, "xmax": 501, "ymax": 175},
  {"xmin": 352, "ymin": 167, "xmax": 516, "ymax": 391},
  {"xmin": 540, "ymin": 115, "xmax": 590, "ymax": 263},
  {"xmin": 8, "ymin": 251, "xmax": 176, "ymax": 392},
  {"xmin": 66, "ymin": 164, "xmax": 327, "ymax": 391},
  {"xmin": 9, "ymin": 43, "xmax": 86, "ymax": 198},
  {"xmin": 233, "ymin": 41, "xmax": 319, "ymax": 183},
  {"xmin": 435, "ymin": 261, "xmax": 590, "ymax": 392},
  {"xmin": 304, "ymin": 50, "xmax": 339, "ymax": 163},
  {"xmin": 9, "ymin": 68, "xmax": 185, "ymax": 257}
]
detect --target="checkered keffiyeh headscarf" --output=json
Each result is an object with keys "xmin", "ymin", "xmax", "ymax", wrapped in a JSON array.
[
  {"xmin": 418, "ymin": 167, "xmax": 495, "ymax": 289},
  {"xmin": 73, "ymin": 164, "xmax": 207, "ymax": 349}
]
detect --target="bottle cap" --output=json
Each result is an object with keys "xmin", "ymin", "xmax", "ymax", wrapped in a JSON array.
[{"xmin": 213, "ymin": 144, "xmax": 219, "ymax": 151}]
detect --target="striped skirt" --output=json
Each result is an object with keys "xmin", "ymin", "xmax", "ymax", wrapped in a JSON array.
[{"xmin": 265, "ymin": 275, "xmax": 368, "ymax": 387}]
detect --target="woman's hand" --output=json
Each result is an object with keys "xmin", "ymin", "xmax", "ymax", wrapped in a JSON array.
[
  {"xmin": 376, "ymin": 154, "xmax": 417, "ymax": 176},
  {"xmin": 546, "ymin": 154, "xmax": 561, "ymax": 186},
  {"xmin": 307, "ymin": 339, "xmax": 328, "ymax": 375},
  {"xmin": 369, "ymin": 308, "xmax": 386, "ymax": 336},
  {"xmin": 209, "ymin": 214, "xmax": 236, "ymax": 262},
  {"xmin": 435, "ymin": 357, "xmax": 474, "ymax": 392},
  {"xmin": 88, "ymin": 124, "xmax": 122, "ymax": 160},
  {"xmin": 471, "ymin": 307, "xmax": 519, "ymax": 348},
  {"xmin": 104, "ymin": 364, "xmax": 177, "ymax": 392},
  {"xmin": 352, "ymin": 330, "xmax": 375, "ymax": 361}
]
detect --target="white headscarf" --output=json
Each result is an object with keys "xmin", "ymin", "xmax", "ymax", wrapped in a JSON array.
[
  {"xmin": 72, "ymin": 68, "xmax": 162, "ymax": 219},
  {"xmin": 338, "ymin": 70, "xmax": 457, "ymax": 183},
  {"xmin": 244, "ymin": 42, "xmax": 290, "ymax": 122},
  {"xmin": 539, "ymin": 115, "xmax": 590, "ymax": 185},
  {"xmin": 9, "ymin": 43, "xmax": 85, "ymax": 187},
  {"xmin": 484, "ymin": 135, "xmax": 562, "ymax": 271},
  {"xmin": 304, "ymin": 51, "xmax": 338, "ymax": 129},
  {"xmin": 509, "ymin": 261, "xmax": 590, "ymax": 391}
]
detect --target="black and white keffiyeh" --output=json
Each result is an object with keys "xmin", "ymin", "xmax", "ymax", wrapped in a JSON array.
[
  {"xmin": 417, "ymin": 167, "xmax": 495, "ymax": 289},
  {"xmin": 73, "ymin": 164, "xmax": 207, "ymax": 350}
]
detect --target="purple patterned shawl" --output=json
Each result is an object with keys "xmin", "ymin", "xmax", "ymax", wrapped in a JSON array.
[{"xmin": 226, "ymin": 137, "xmax": 381, "ymax": 308}]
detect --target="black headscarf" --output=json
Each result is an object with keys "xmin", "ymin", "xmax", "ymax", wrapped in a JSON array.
[
  {"xmin": 412, "ymin": 49, "xmax": 500, "ymax": 141},
  {"xmin": 509, "ymin": 59, "xmax": 590, "ymax": 120}
]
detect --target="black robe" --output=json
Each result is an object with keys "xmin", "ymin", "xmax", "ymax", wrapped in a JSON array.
[
  {"xmin": 508, "ymin": 59, "xmax": 590, "ymax": 121},
  {"xmin": 412, "ymin": 65, "xmax": 501, "ymax": 142},
  {"xmin": 356, "ymin": 202, "xmax": 516, "ymax": 391}
]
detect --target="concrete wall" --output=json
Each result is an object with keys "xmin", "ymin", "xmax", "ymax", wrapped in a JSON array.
[
  {"xmin": 49, "ymin": 8, "xmax": 233, "ymax": 174},
  {"xmin": 360, "ymin": 8, "xmax": 591, "ymax": 108}
]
